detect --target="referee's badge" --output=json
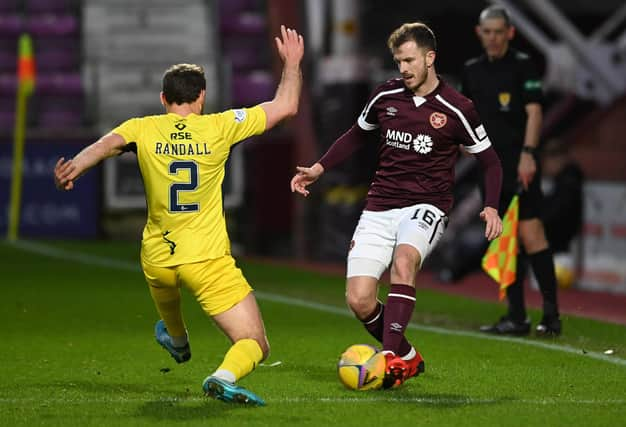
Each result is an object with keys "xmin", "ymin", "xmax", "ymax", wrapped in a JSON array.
[
  {"xmin": 429, "ymin": 112, "xmax": 447, "ymax": 129},
  {"xmin": 498, "ymin": 92, "xmax": 511, "ymax": 111}
]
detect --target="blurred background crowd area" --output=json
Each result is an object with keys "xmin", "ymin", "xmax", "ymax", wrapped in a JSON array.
[{"xmin": 1, "ymin": 0, "xmax": 625, "ymax": 295}]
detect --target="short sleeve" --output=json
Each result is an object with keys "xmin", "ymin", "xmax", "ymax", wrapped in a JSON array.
[
  {"xmin": 111, "ymin": 117, "xmax": 141, "ymax": 145},
  {"xmin": 519, "ymin": 57, "xmax": 543, "ymax": 105},
  {"xmin": 216, "ymin": 105, "xmax": 266, "ymax": 147}
]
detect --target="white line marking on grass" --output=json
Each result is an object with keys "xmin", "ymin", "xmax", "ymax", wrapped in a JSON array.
[
  {"xmin": 6, "ymin": 240, "xmax": 626, "ymax": 368},
  {"xmin": 255, "ymin": 292, "xmax": 626, "ymax": 367},
  {"xmin": 0, "ymin": 396, "xmax": 624, "ymax": 405}
]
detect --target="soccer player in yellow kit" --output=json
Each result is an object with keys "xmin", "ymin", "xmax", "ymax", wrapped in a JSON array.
[{"xmin": 53, "ymin": 25, "xmax": 304, "ymax": 406}]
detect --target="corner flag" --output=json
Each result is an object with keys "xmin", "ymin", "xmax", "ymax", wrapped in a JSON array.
[
  {"xmin": 8, "ymin": 34, "xmax": 36, "ymax": 241},
  {"xmin": 481, "ymin": 195, "xmax": 519, "ymax": 300}
]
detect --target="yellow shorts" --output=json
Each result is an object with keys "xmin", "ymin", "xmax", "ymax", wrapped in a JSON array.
[{"xmin": 142, "ymin": 255, "xmax": 252, "ymax": 316}]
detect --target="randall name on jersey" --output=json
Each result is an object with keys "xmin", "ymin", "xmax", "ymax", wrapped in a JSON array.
[{"xmin": 154, "ymin": 142, "xmax": 212, "ymax": 156}]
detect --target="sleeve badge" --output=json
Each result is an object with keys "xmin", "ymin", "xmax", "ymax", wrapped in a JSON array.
[{"xmin": 233, "ymin": 109, "xmax": 247, "ymax": 123}]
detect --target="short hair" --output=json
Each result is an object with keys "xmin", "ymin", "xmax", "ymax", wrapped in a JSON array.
[
  {"xmin": 478, "ymin": 5, "xmax": 512, "ymax": 27},
  {"xmin": 387, "ymin": 22, "xmax": 437, "ymax": 53},
  {"xmin": 162, "ymin": 63, "xmax": 206, "ymax": 105}
]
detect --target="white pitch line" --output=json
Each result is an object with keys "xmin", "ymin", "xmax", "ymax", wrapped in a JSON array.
[
  {"xmin": 6, "ymin": 240, "xmax": 626, "ymax": 368},
  {"xmin": 0, "ymin": 396, "xmax": 624, "ymax": 405}
]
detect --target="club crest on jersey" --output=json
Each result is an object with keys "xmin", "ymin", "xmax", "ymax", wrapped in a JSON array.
[
  {"xmin": 233, "ymin": 109, "xmax": 247, "ymax": 123},
  {"xmin": 386, "ymin": 106, "xmax": 398, "ymax": 116},
  {"xmin": 429, "ymin": 112, "xmax": 447, "ymax": 129}
]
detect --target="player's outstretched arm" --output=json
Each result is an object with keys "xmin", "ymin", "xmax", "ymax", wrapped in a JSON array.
[
  {"xmin": 54, "ymin": 132, "xmax": 126, "ymax": 191},
  {"xmin": 290, "ymin": 162, "xmax": 324, "ymax": 197},
  {"xmin": 260, "ymin": 25, "xmax": 304, "ymax": 130}
]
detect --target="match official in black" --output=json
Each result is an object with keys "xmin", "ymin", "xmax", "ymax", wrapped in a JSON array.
[{"xmin": 462, "ymin": 6, "xmax": 561, "ymax": 336}]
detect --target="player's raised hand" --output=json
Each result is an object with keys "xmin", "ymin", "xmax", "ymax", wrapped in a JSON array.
[
  {"xmin": 275, "ymin": 25, "xmax": 304, "ymax": 66},
  {"xmin": 290, "ymin": 163, "xmax": 324, "ymax": 197},
  {"xmin": 479, "ymin": 206, "xmax": 502, "ymax": 241},
  {"xmin": 54, "ymin": 157, "xmax": 77, "ymax": 191}
]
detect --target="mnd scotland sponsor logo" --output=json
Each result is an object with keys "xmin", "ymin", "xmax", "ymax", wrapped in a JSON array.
[{"xmin": 385, "ymin": 129, "xmax": 433, "ymax": 154}]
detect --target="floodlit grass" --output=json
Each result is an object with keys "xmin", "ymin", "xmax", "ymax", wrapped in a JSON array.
[{"xmin": 1, "ymin": 240, "xmax": 625, "ymax": 426}]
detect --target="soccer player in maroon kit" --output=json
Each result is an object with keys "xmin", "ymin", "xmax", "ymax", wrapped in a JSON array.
[{"xmin": 291, "ymin": 22, "xmax": 503, "ymax": 389}]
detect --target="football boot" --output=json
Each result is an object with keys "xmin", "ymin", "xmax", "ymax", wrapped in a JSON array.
[
  {"xmin": 203, "ymin": 376, "xmax": 265, "ymax": 406},
  {"xmin": 154, "ymin": 320, "xmax": 191, "ymax": 363},
  {"xmin": 479, "ymin": 316, "xmax": 531, "ymax": 336},
  {"xmin": 382, "ymin": 353, "xmax": 408, "ymax": 389},
  {"xmin": 403, "ymin": 349, "xmax": 425, "ymax": 379},
  {"xmin": 536, "ymin": 315, "xmax": 562, "ymax": 337}
]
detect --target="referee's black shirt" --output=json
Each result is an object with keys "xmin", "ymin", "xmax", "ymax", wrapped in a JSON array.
[{"xmin": 461, "ymin": 48, "xmax": 543, "ymax": 193}]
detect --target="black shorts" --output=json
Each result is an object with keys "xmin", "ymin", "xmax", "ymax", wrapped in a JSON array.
[{"xmin": 498, "ymin": 170, "xmax": 544, "ymax": 220}]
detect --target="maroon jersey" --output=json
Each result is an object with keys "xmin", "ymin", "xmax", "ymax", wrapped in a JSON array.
[{"xmin": 358, "ymin": 78, "xmax": 491, "ymax": 213}]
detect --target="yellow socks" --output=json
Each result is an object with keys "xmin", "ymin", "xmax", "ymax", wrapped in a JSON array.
[
  {"xmin": 149, "ymin": 285, "xmax": 187, "ymax": 339},
  {"xmin": 213, "ymin": 338, "xmax": 263, "ymax": 383}
]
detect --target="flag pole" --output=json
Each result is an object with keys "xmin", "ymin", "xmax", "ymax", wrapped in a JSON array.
[{"xmin": 7, "ymin": 34, "xmax": 35, "ymax": 241}]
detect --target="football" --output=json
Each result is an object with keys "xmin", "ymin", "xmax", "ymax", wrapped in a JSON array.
[{"xmin": 337, "ymin": 344, "xmax": 385, "ymax": 390}]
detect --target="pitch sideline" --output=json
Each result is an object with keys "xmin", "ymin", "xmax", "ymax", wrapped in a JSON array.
[
  {"xmin": 0, "ymin": 396, "xmax": 624, "ymax": 405},
  {"xmin": 7, "ymin": 239, "xmax": 625, "ymax": 368}
]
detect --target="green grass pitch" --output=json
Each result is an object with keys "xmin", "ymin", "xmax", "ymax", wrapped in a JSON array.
[{"xmin": 1, "ymin": 240, "xmax": 624, "ymax": 426}]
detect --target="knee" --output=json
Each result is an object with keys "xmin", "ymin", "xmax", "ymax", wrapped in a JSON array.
[
  {"xmin": 257, "ymin": 337, "xmax": 270, "ymax": 361},
  {"xmin": 390, "ymin": 252, "xmax": 419, "ymax": 283},
  {"xmin": 520, "ymin": 223, "xmax": 549, "ymax": 253},
  {"xmin": 346, "ymin": 291, "xmax": 377, "ymax": 320}
]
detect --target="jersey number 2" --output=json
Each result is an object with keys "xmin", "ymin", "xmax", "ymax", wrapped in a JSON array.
[{"xmin": 169, "ymin": 161, "xmax": 199, "ymax": 212}]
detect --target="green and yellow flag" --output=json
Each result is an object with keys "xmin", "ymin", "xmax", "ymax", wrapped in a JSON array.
[
  {"xmin": 7, "ymin": 34, "xmax": 36, "ymax": 241},
  {"xmin": 17, "ymin": 34, "xmax": 35, "ymax": 94},
  {"xmin": 482, "ymin": 195, "xmax": 519, "ymax": 300}
]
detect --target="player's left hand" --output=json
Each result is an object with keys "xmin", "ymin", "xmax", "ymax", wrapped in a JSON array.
[
  {"xmin": 54, "ymin": 157, "xmax": 76, "ymax": 191},
  {"xmin": 479, "ymin": 206, "xmax": 502, "ymax": 241},
  {"xmin": 517, "ymin": 152, "xmax": 537, "ymax": 191}
]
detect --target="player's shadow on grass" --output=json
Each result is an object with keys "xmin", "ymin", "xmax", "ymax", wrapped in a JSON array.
[{"xmin": 138, "ymin": 398, "xmax": 258, "ymax": 420}]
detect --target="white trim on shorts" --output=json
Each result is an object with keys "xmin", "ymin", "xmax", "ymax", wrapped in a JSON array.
[{"xmin": 346, "ymin": 203, "xmax": 447, "ymax": 279}]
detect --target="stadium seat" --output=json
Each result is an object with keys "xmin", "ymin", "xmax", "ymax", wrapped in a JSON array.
[
  {"xmin": 223, "ymin": 38, "xmax": 268, "ymax": 71},
  {"xmin": 0, "ymin": 110, "xmax": 14, "ymax": 129},
  {"xmin": 231, "ymin": 71, "xmax": 274, "ymax": 106},
  {"xmin": 34, "ymin": 38, "xmax": 80, "ymax": 71},
  {"xmin": 25, "ymin": 0, "xmax": 70, "ymax": 14},
  {"xmin": 218, "ymin": 0, "xmax": 259, "ymax": 19},
  {"xmin": 25, "ymin": 14, "xmax": 78, "ymax": 36},
  {"xmin": 0, "ymin": 73, "xmax": 17, "ymax": 95},
  {"xmin": 0, "ymin": 14, "xmax": 22, "ymax": 36},
  {"xmin": 0, "ymin": 46, "xmax": 16, "ymax": 72},
  {"xmin": 36, "ymin": 73, "xmax": 82, "ymax": 95},
  {"xmin": 0, "ymin": 0, "xmax": 19, "ymax": 13},
  {"xmin": 220, "ymin": 12, "xmax": 266, "ymax": 36},
  {"xmin": 37, "ymin": 107, "xmax": 82, "ymax": 128}
]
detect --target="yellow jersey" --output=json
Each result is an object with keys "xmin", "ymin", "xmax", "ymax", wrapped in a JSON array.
[{"xmin": 112, "ymin": 106, "xmax": 266, "ymax": 267}]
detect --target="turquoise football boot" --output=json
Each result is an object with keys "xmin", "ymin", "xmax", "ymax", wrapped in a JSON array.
[
  {"xmin": 202, "ymin": 376, "xmax": 265, "ymax": 406},
  {"xmin": 154, "ymin": 320, "xmax": 191, "ymax": 363}
]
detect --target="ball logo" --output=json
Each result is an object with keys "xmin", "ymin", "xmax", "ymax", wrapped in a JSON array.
[
  {"xmin": 413, "ymin": 134, "xmax": 433, "ymax": 154},
  {"xmin": 429, "ymin": 112, "xmax": 447, "ymax": 129}
]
